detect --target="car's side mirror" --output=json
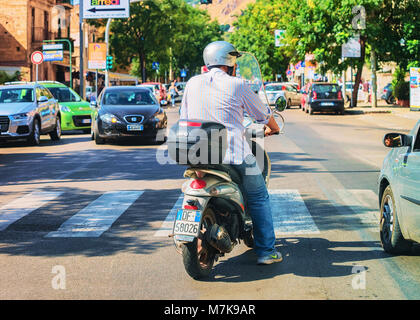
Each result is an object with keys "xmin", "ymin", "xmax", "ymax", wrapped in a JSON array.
[
  {"xmin": 37, "ymin": 96, "xmax": 48, "ymax": 103},
  {"xmin": 383, "ymin": 133, "xmax": 412, "ymax": 148},
  {"xmin": 90, "ymin": 100, "xmax": 98, "ymax": 108},
  {"xmin": 275, "ymin": 96, "xmax": 287, "ymax": 112}
]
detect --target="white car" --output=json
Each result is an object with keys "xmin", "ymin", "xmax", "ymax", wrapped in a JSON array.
[
  {"xmin": 378, "ymin": 120, "xmax": 420, "ymax": 253},
  {"xmin": 261, "ymin": 82, "xmax": 302, "ymax": 108}
]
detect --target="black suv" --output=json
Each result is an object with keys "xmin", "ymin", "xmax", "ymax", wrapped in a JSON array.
[{"xmin": 304, "ymin": 82, "xmax": 345, "ymax": 115}]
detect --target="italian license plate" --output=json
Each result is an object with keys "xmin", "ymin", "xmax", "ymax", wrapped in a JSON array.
[
  {"xmin": 127, "ymin": 124, "xmax": 144, "ymax": 131},
  {"xmin": 82, "ymin": 119, "xmax": 91, "ymax": 124},
  {"xmin": 321, "ymin": 102, "xmax": 334, "ymax": 106},
  {"xmin": 174, "ymin": 209, "xmax": 201, "ymax": 238}
]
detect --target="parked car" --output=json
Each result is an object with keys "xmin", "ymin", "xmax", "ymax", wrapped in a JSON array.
[
  {"xmin": 378, "ymin": 120, "xmax": 420, "ymax": 253},
  {"xmin": 303, "ymin": 82, "xmax": 344, "ymax": 115},
  {"xmin": 0, "ymin": 82, "xmax": 61, "ymax": 145},
  {"xmin": 343, "ymin": 82, "xmax": 365, "ymax": 102},
  {"xmin": 381, "ymin": 83, "xmax": 395, "ymax": 104},
  {"xmin": 39, "ymin": 81, "xmax": 92, "ymax": 134},
  {"xmin": 139, "ymin": 82, "xmax": 167, "ymax": 106},
  {"xmin": 261, "ymin": 82, "xmax": 301, "ymax": 108},
  {"xmin": 91, "ymin": 86, "xmax": 167, "ymax": 144},
  {"xmin": 284, "ymin": 83, "xmax": 302, "ymax": 108},
  {"xmin": 260, "ymin": 83, "xmax": 286, "ymax": 106}
]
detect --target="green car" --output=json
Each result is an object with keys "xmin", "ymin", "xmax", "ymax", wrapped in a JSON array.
[{"xmin": 39, "ymin": 81, "xmax": 92, "ymax": 133}]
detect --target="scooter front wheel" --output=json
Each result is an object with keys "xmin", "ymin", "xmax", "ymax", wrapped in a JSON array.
[{"xmin": 182, "ymin": 207, "xmax": 217, "ymax": 280}]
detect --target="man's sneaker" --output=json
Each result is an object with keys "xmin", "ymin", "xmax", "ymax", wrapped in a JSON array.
[{"xmin": 257, "ymin": 250, "xmax": 283, "ymax": 265}]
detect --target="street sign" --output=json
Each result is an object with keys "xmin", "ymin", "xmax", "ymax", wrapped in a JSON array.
[
  {"xmin": 342, "ymin": 34, "xmax": 361, "ymax": 58},
  {"xmin": 43, "ymin": 50, "xmax": 64, "ymax": 62},
  {"xmin": 152, "ymin": 62, "xmax": 159, "ymax": 70},
  {"xmin": 180, "ymin": 69, "xmax": 187, "ymax": 78},
  {"xmin": 83, "ymin": 0, "xmax": 130, "ymax": 19},
  {"xmin": 275, "ymin": 29, "xmax": 285, "ymax": 47},
  {"xmin": 42, "ymin": 44, "xmax": 63, "ymax": 51},
  {"xmin": 31, "ymin": 51, "xmax": 44, "ymax": 65},
  {"xmin": 88, "ymin": 43, "xmax": 107, "ymax": 69},
  {"xmin": 410, "ymin": 67, "xmax": 420, "ymax": 111}
]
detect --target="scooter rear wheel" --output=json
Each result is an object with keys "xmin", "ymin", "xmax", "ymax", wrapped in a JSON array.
[{"xmin": 182, "ymin": 207, "xmax": 217, "ymax": 280}]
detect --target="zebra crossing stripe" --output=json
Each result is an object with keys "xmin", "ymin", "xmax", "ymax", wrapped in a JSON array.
[
  {"xmin": 45, "ymin": 191, "xmax": 143, "ymax": 238},
  {"xmin": 153, "ymin": 194, "xmax": 183, "ymax": 237},
  {"xmin": 269, "ymin": 189, "xmax": 320, "ymax": 235},
  {"xmin": 154, "ymin": 189, "xmax": 320, "ymax": 237},
  {"xmin": 0, "ymin": 191, "xmax": 63, "ymax": 231}
]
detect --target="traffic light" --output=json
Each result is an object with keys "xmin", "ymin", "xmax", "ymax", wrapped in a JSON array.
[{"xmin": 106, "ymin": 55, "xmax": 113, "ymax": 70}]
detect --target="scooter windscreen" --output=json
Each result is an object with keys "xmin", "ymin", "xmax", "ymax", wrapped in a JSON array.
[{"xmin": 236, "ymin": 51, "xmax": 270, "ymax": 107}]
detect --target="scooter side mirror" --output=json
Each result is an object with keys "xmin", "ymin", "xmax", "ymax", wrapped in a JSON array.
[{"xmin": 275, "ymin": 96, "xmax": 287, "ymax": 112}]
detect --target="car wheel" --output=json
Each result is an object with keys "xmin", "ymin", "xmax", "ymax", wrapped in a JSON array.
[
  {"xmin": 91, "ymin": 128, "xmax": 94, "ymax": 140},
  {"xmin": 28, "ymin": 118, "xmax": 41, "ymax": 146},
  {"xmin": 386, "ymin": 96, "xmax": 396, "ymax": 105},
  {"xmin": 94, "ymin": 127, "xmax": 105, "ymax": 145},
  {"xmin": 49, "ymin": 117, "xmax": 61, "ymax": 141},
  {"xmin": 379, "ymin": 185, "xmax": 412, "ymax": 254},
  {"xmin": 287, "ymin": 99, "xmax": 291, "ymax": 109}
]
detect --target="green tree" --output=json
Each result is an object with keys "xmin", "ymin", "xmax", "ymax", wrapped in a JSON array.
[
  {"xmin": 106, "ymin": 0, "xmax": 222, "ymax": 82},
  {"xmin": 228, "ymin": 0, "xmax": 292, "ymax": 81}
]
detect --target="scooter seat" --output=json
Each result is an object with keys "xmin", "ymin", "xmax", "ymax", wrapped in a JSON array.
[{"xmin": 189, "ymin": 164, "xmax": 242, "ymax": 185}]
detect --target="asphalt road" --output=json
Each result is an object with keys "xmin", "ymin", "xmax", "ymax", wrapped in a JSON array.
[{"xmin": 0, "ymin": 106, "xmax": 419, "ymax": 300}]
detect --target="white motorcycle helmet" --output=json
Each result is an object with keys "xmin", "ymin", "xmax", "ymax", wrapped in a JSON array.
[{"xmin": 203, "ymin": 41, "xmax": 241, "ymax": 68}]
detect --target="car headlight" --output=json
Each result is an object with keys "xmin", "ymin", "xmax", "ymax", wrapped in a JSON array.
[
  {"xmin": 60, "ymin": 105, "xmax": 70, "ymax": 112},
  {"xmin": 11, "ymin": 113, "xmax": 28, "ymax": 120},
  {"xmin": 100, "ymin": 113, "xmax": 121, "ymax": 124}
]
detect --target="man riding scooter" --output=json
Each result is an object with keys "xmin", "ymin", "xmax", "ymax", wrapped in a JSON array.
[{"xmin": 180, "ymin": 41, "xmax": 282, "ymax": 265}]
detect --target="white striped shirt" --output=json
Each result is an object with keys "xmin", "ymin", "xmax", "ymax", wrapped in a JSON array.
[{"xmin": 180, "ymin": 68, "xmax": 272, "ymax": 164}]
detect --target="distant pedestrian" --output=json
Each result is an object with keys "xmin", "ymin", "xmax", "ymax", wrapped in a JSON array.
[
  {"xmin": 362, "ymin": 79, "xmax": 370, "ymax": 103},
  {"xmin": 169, "ymin": 81, "xmax": 179, "ymax": 107}
]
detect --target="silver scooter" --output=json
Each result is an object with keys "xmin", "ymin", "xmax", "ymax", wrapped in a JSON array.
[{"xmin": 169, "ymin": 52, "xmax": 286, "ymax": 279}]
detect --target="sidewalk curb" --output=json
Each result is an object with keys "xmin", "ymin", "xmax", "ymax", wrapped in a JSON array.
[{"xmin": 344, "ymin": 109, "xmax": 392, "ymax": 115}]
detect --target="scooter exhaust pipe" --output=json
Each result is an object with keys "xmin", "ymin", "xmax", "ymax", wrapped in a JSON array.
[{"xmin": 207, "ymin": 224, "xmax": 233, "ymax": 253}]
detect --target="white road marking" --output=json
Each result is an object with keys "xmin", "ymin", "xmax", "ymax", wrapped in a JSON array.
[
  {"xmin": 45, "ymin": 191, "xmax": 143, "ymax": 238},
  {"xmin": 154, "ymin": 190, "xmax": 320, "ymax": 237},
  {"xmin": 336, "ymin": 189, "xmax": 380, "ymax": 225},
  {"xmin": 270, "ymin": 189, "xmax": 320, "ymax": 235},
  {"xmin": 153, "ymin": 195, "xmax": 183, "ymax": 237},
  {"xmin": 0, "ymin": 191, "xmax": 63, "ymax": 231}
]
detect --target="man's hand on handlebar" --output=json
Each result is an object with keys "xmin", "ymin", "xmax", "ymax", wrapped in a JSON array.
[{"xmin": 264, "ymin": 115, "xmax": 280, "ymax": 136}]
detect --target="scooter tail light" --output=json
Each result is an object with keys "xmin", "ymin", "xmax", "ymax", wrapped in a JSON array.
[
  {"xmin": 190, "ymin": 179, "xmax": 206, "ymax": 189},
  {"xmin": 179, "ymin": 121, "xmax": 202, "ymax": 127},
  {"xmin": 312, "ymin": 91, "xmax": 317, "ymax": 100},
  {"xmin": 337, "ymin": 91, "xmax": 342, "ymax": 100},
  {"xmin": 184, "ymin": 205, "xmax": 198, "ymax": 210}
]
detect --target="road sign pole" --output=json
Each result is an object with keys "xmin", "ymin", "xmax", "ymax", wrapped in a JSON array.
[
  {"xmin": 79, "ymin": 0, "xmax": 84, "ymax": 99},
  {"xmin": 105, "ymin": 18, "xmax": 111, "ymax": 87},
  {"xmin": 35, "ymin": 64, "xmax": 38, "ymax": 83}
]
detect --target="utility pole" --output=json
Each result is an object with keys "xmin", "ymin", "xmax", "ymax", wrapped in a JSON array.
[
  {"xmin": 79, "ymin": 0, "xmax": 84, "ymax": 99},
  {"xmin": 370, "ymin": 50, "xmax": 377, "ymax": 108}
]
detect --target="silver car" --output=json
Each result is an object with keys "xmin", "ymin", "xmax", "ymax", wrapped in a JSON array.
[
  {"xmin": 378, "ymin": 120, "xmax": 420, "ymax": 253},
  {"xmin": 0, "ymin": 82, "xmax": 61, "ymax": 145},
  {"xmin": 261, "ymin": 82, "xmax": 302, "ymax": 108}
]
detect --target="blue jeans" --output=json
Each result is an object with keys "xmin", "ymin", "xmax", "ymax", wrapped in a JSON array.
[{"xmin": 232, "ymin": 154, "xmax": 276, "ymax": 258}]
